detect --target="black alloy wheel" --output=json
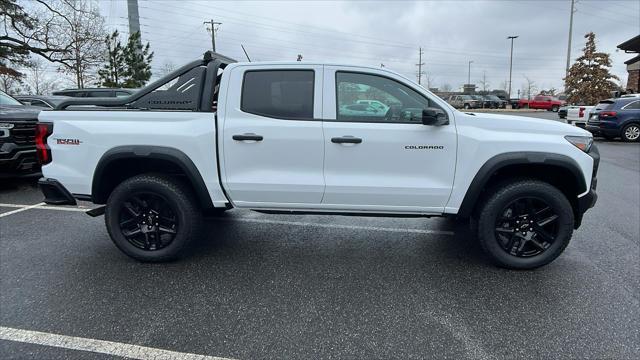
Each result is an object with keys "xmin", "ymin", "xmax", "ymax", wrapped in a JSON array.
[
  {"xmin": 494, "ymin": 197, "xmax": 558, "ymax": 258},
  {"xmin": 119, "ymin": 192, "xmax": 178, "ymax": 251}
]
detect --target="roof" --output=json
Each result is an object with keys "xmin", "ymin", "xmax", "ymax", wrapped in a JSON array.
[
  {"xmin": 624, "ymin": 54, "xmax": 640, "ymax": 65},
  {"xmin": 617, "ymin": 35, "xmax": 640, "ymax": 52}
]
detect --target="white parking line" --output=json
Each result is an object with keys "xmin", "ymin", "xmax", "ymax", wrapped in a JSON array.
[
  {"xmin": 0, "ymin": 326, "xmax": 235, "ymax": 360},
  {"xmin": 0, "ymin": 202, "xmax": 46, "ymax": 218},
  {"xmin": 0, "ymin": 202, "xmax": 455, "ymax": 236},
  {"xmin": 0, "ymin": 203, "xmax": 89, "ymax": 213}
]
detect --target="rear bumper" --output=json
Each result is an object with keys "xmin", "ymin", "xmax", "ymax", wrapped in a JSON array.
[
  {"xmin": 586, "ymin": 124, "xmax": 619, "ymax": 137},
  {"xmin": 38, "ymin": 178, "xmax": 77, "ymax": 205}
]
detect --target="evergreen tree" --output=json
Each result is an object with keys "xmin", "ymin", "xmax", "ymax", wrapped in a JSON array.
[
  {"xmin": 122, "ymin": 32, "xmax": 153, "ymax": 88},
  {"xmin": 97, "ymin": 30, "xmax": 125, "ymax": 88},
  {"xmin": 564, "ymin": 32, "xmax": 618, "ymax": 105}
]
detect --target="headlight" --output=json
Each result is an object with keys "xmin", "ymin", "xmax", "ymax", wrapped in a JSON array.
[{"xmin": 565, "ymin": 135, "xmax": 593, "ymax": 152}]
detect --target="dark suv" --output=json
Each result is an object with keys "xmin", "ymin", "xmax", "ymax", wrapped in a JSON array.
[
  {"xmin": 0, "ymin": 90, "xmax": 41, "ymax": 177},
  {"xmin": 586, "ymin": 97, "xmax": 640, "ymax": 142}
]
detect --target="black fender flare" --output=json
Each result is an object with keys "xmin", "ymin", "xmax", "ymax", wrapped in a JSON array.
[
  {"xmin": 92, "ymin": 145, "xmax": 214, "ymax": 209},
  {"xmin": 457, "ymin": 151, "xmax": 587, "ymax": 218}
]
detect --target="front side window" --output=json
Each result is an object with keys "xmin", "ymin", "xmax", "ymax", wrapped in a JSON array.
[
  {"xmin": 336, "ymin": 72, "xmax": 441, "ymax": 123},
  {"xmin": 241, "ymin": 70, "xmax": 314, "ymax": 120}
]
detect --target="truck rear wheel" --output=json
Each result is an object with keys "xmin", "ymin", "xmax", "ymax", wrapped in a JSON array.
[
  {"xmin": 105, "ymin": 174, "xmax": 202, "ymax": 262},
  {"xmin": 476, "ymin": 180, "xmax": 574, "ymax": 269},
  {"xmin": 551, "ymin": 105, "xmax": 559, "ymax": 112}
]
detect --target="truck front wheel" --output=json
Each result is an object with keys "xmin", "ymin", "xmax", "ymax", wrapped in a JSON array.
[
  {"xmin": 476, "ymin": 180, "xmax": 574, "ymax": 269},
  {"xmin": 105, "ymin": 174, "xmax": 202, "ymax": 262}
]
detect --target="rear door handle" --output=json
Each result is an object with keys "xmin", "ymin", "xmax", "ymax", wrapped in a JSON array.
[
  {"xmin": 331, "ymin": 136, "xmax": 362, "ymax": 144},
  {"xmin": 233, "ymin": 133, "xmax": 263, "ymax": 141}
]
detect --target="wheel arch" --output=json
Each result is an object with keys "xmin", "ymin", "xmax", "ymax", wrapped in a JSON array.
[
  {"xmin": 92, "ymin": 145, "xmax": 214, "ymax": 209},
  {"xmin": 457, "ymin": 152, "xmax": 587, "ymax": 218}
]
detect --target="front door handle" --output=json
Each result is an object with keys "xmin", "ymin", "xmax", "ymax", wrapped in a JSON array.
[
  {"xmin": 233, "ymin": 133, "xmax": 263, "ymax": 141},
  {"xmin": 331, "ymin": 136, "xmax": 362, "ymax": 144}
]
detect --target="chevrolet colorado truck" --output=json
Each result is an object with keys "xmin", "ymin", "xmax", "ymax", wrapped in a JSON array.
[{"xmin": 36, "ymin": 52, "xmax": 599, "ymax": 269}]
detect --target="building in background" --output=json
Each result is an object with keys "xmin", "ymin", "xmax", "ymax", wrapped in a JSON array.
[{"xmin": 617, "ymin": 35, "xmax": 640, "ymax": 93}]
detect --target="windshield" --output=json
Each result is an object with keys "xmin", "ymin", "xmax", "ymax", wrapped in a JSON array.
[{"xmin": 0, "ymin": 91, "xmax": 23, "ymax": 106}]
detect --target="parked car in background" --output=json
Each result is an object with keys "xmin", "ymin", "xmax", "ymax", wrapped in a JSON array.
[
  {"xmin": 0, "ymin": 90, "xmax": 41, "ymax": 177},
  {"xmin": 15, "ymin": 95, "xmax": 71, "ymax": 109},
  {"xmin": 558, "ymin": 105, "xmax": 568, "ymax": 119},
  {"xmin": 483, "ymin": 95, "xmax": 507, "ymax": 109},
  {"xmin": 566, "ymin": 105, "xmax": 595, "ymax": 128},
  {"xmin": 339, "ymin": 103, "xmax": 385, "ymax": 117},
  {"xmin": 518, "ymin": 95, "xmax": 565, "ymax": 112},
  {"xmin": 447, "ymin": 95, "xmax": 479, "ymax": 109},
  {"xmin": 586, "ymin": 97, "xmax": 640, "ymax": 142},
  {"xmin": 52, "ymin": 88, "xmax": 137, "ymax": 98},
  {"xmin": 356, "ymin": 99, "xmax": 389, "ymax": 112}
]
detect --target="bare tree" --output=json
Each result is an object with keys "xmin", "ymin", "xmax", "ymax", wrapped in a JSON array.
[
  {"xmin": 49, "ymin": 0, "xmax": 106, "ymax": 88},
  {"xmin": 23, "ymin": 57, "xmax": 58, "ymax": 94},
  {"xmin": 2, "ymin": 0, "xmax": 107, "ymax": 88},
  {"xmin": 441, "ymin": 83, "xmax": 452, "ymax": 92},
  {"xmin": 0, "ymin": 72, "xmax": 25, "ymax": 93},
  {"xmin": 478, "ymin": 71, "xmax": 489, "ymax": 94},
  {"xmin": 522, "ymin": 76, "xmax": 537, "ymax": 100},
  {"xmin": 158, "ymin": 60, "xmax": 176, "ymax": 77},
  {"xmin": 424, "ymin": 71, "xmax": 435, "ymax": 89}
]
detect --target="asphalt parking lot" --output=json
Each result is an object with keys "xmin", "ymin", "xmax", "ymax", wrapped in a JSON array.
[{"xmin": 1, "ymin": 111, "xmax": 639, "ymax": 359}]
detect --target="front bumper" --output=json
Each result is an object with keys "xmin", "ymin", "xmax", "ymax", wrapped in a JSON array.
[
  {"xmin": 574, "ymin": 144, "xmax": 599, "ymax": 228},
  {"xmin": 38, "ymin": 178, "xmax": 77, "ymax": 205}
]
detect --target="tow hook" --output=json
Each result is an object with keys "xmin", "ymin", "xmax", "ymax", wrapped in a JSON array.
[{"xmin": 86, "ymin": 206, "xmax": 106, "ymax": 217}]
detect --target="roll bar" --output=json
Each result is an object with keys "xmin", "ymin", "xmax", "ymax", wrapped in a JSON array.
[{"xmin": 55, "ymin": 51, "xmax": 236, "ymax": 111}]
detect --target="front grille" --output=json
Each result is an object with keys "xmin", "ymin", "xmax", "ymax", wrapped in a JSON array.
[{"xmin": 9, "ymin": 122, "xmax": 36, "ymax": 146}]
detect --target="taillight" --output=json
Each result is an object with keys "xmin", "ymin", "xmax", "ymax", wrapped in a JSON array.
[
  {"xmin": 35, "ymin": 122, "xmax": 53, "ymax": 165},
  {"xmin": 599, "ymin": 111, "xmax": 617, "ymax": 119},
  {"xmin": 578, "ymin": 107, "xmax": 585, "ymax": 118}
]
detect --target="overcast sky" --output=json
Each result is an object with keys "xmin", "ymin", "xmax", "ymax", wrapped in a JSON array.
[{"xmin": 99, "ymin": 0, "xmax": 639, "ymax": 94}]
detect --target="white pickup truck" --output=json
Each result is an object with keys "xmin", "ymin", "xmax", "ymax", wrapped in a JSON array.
[
  {"xmin": 36, "ymin": 52, "xmax": 599, "ymax": 269},
  {"xmin": 566, "ymin": 105, "xmax": 595, "ymax": 127}
]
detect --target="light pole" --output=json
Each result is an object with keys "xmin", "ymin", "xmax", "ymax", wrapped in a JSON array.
[
  {"xmin": 507, "ymin": 35, "xmax": 518, "ymax": 101},
  {"xmin": 467, "ymin": 60, "xmax": 473, "ymax": 85}
]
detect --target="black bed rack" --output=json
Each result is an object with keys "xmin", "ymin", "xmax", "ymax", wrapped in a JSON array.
[{"xmin": 55, "ymin": 51, "xmax": 237, "ymax": 112}]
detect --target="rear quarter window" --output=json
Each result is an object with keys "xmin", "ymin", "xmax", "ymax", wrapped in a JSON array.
[{"xmin": 241, "ymin": 70, "xmax": 314, "ymax": 120}]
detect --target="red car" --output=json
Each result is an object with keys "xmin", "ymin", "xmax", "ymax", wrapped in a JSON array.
[{"xmin": 517, "ymin": 95, "xmax": 565, "ymax": 112}]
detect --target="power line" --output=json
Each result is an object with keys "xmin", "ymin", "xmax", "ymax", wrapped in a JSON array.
[{"xmin": 203, "ymin": 19, "xmax": 222, "ymax": 52}]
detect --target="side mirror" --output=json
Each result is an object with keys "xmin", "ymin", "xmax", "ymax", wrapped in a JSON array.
[{"xmin": 422, "ymin": 108, "xmax": 449, "ymax": 126}]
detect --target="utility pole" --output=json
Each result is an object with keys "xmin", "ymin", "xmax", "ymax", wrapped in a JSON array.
[
  {"xmin": 203, "ymin": 19, "xmax": 222, "ymax": 52},
  {"xmin": 467, "ymin": 60, "xmax": 473, "ymax": 85},
  {"xmin": 507, "ymin": 35, "xmax": 518, "ymax": 101},
  {"xmin": 416, "ymin": 47, "xmax": 425, "ymax": 85},
  {"xmin": 127, "ymin": 0, "xmax": 142, "ymax": 52},
  {"xmin": 565, "ymin": 0, "xmax": 576, "ymax": 84}
]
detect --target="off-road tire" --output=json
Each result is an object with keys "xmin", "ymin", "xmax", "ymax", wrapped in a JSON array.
[
  {"xmin": 476, "ymin": 179, "xmax": 574, "ymax": 269},
  {"xmin": 105, "ymin": 174, "xmax": 202, "ymax": 262}
]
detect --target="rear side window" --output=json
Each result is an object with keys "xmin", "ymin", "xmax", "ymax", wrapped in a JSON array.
[
  {"xmin": 594, "ymin": 101, "xmax": 614, "ymax": 111},
  {"xmin": 623, "ymin": 100, "xmax": 640, "ymax": 110},
  {"xmin": 241, "ymin": 70, "xmax": 314, "ymax": 120},
  {"xmin": 87, "ymin": 91, "xmax": 112, "ymax": 97}
]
